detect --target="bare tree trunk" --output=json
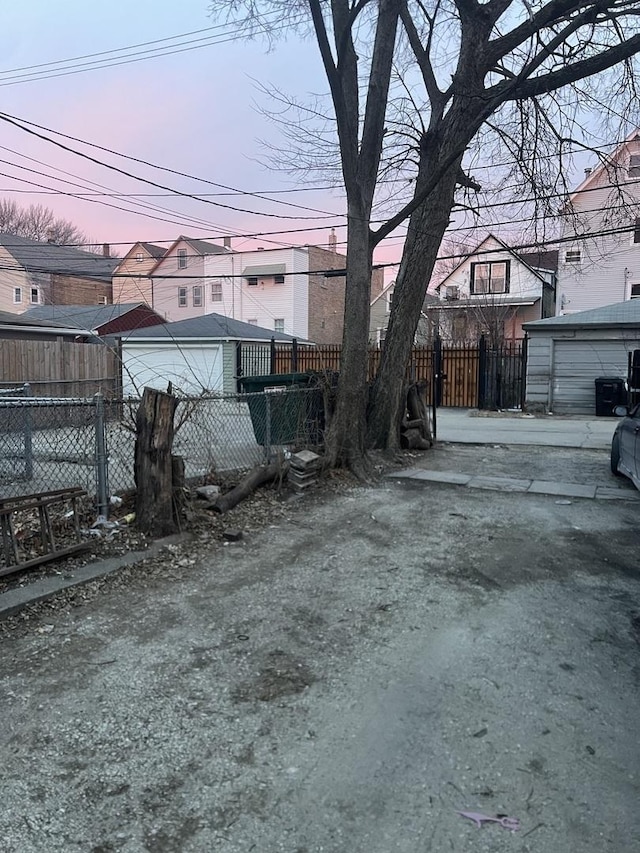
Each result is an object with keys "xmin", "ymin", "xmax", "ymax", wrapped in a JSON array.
[
  {"xmin": 368, "ymin": 161, "xmax": 460, "ymax": 449},
  {"xmin": 134, "ymin": 387, "xmax": 178, "ymax": 536},
  {"xmin": 325, "ymin": 217, "xmax": 374, "ymax": 474}
]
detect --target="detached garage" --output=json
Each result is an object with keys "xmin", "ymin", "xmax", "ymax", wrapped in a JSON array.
[
  {"xmin": 121, "ymin": 313, "xmax": 302, "ymax": 396},
  {"xmin": 523, "ymin": 301, "xmax": 640, "ymax": 414}
]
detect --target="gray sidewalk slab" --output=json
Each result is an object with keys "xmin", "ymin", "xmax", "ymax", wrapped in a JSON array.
[
  {"xmin": 391, "ymin": 467, "xmax": 639, "ymax": 501},
  {"xmin": 467, "ymin": 475, "xmax": 531, "ymax": 492},
  {"xmin": 434, "ymin": 408, "xmax": 618, "ymax": 450},
  {"xmin": 528, "ymin": 480, "xmax": 597, "ymax": 499}
]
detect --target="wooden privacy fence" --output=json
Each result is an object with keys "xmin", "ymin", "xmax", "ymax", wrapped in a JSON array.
[
  {"xmin": 0, "ymin": 339, "xmax": 119, "ymax": 399},
  {"xmin": 247, "ymin": 339, "xmax": 525, "ymax": 409}
]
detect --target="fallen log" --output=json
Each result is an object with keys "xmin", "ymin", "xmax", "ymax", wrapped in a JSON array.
[{"xmin": 207, "ymin": 461, "xmax": 288, "ymax": 514}]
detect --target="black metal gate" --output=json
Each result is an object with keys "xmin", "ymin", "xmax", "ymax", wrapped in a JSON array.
[{"xmin": 477, "ymin": 336, "xmax": 527, "ymax": 410}]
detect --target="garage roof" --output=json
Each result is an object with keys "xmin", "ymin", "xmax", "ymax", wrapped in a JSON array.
[
  {"xmin": 123, "ymin": 312, "xmax": 310, "ymax": 343},
  {"xmin": 523, "ymin": 300, "xmax": 640, "ymax": 331}
]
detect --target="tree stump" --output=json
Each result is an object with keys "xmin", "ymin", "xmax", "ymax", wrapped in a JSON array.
[{"xmin": 134, "ymin": 387, "xmax": 178, "ymax": 536}]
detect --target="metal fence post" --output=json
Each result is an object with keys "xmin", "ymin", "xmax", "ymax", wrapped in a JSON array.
[
  {"xmin": 94, "ymin": 392, "xmax": 109, "ymax": 521},
  {"xmin": 23, "ymin": 382, "xmax": 33, "ymax": 481},
  {"xmin": 292, "ymin": 338, "xmax": 298, "ymax": 372},
  {"xmin": 264, "ymin": 391, "xmax": 272, "ymax": 463},
  {"xmin": 270, "ymin": 337, "xmax": 276, "ymax": 374}
]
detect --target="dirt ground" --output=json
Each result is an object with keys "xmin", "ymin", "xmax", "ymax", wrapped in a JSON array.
[{"xmin": 1, "ymin": 444, "xmax": 639, "ymax": 852}]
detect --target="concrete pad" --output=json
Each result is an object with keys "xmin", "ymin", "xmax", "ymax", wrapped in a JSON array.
[
  {"xmin": 467, "ymin": 475, "xmax": 532, "ymax": 492},
  {"xmin": 595, "ymin": 486, "xmax": 640, "ymax": 501},
  {"xmin": 408, "ymin": 470, "xmax": 472, "ymax": 485},
  {"xmin": 528, "ymin": 480, "xmax": 597, "ymax": 499}
]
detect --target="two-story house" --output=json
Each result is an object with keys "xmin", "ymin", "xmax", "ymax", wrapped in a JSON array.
[
  {"xmin": 0, "ymin": 233, "xmax": 118, "ymax": 313},
  {"xmin": 111, "ymin": 241, "xmax": 167, "ymax": 304},
  {"xmin": 558, "ymin": 130, "xmax": 640, "ymax": 314},
  {"xmin": 430, "ymin": 234, "xmax": 557, "ymax": 342}
]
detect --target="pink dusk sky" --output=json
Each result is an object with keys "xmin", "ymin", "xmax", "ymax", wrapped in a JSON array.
[{"xmin": 0, "ymin": 0, "xmax": 407, "ymax": 275}]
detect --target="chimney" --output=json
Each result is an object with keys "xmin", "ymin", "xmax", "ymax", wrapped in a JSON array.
[
  {"xmin": 223, "ymin": 236, "xmax": 232, "ymax": 249},
  {"xmin": 584, "ymin": 167, "xmax": 592, "ymax": 177},
  {"xmin": 328, "ymin": 227, "xmax": 337, "ymax": 254},
  {"xmin": 102, "ymin": 243, "xmax": 110, "ymax": 257}
]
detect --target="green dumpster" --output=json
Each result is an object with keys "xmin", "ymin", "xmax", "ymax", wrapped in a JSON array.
[{"xmin": 239, "ymin": 373, "xmax": 324, "ymax": 446}]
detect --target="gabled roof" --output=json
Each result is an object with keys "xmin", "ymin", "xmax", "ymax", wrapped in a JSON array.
[
  {"xmin": 24, "ymin": 303, "xmax": 160, "ymax": 332},
  {"xmin": 436, "ymin": 233, "xmax": 549, "ymax": 291},
  {"xmin": 370, "ymin": 280, "xmax": 395, "ymax": 307},
  {"xmin": 139, "ymin": 242, "xmax": 166, "ymax": 259},
  {"xmin": 149, "ymin": 235, "xmax": 229, "ymax": 274},
  {"xmin": 523, "ymin": 299, "xmax": 640, "ymax": 331},
  {"xmin": 0, "ymin": 233, "xmax": 119, "ymax": 280},
  {"xmin": 122, "ymin": 312, "xmax": 309, "ymax": 343},
  {"xmin": 565, "ymin": 128, "xmax": 640, "ymax": 206}
]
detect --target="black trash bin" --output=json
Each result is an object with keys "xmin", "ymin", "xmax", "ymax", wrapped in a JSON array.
[
  {"xmin": 594, "ymin": 376, "xmax": 626, "ymax": 416},
  {"xmin": 239, "ymin": 373, "xmax": 325, "ymax": 446}
]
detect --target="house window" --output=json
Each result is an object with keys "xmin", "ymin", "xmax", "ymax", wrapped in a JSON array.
[
  {"xmin": 629, "ymin": 154, "xmax": 640, "ymax": 178},
  {"xmin": 247, "ymin": 276, "xmax": 258, "ymax": 287},
  {"xmin": 192, "ymin": 285, "xmax": 203, "ymax": 307},
  {"xmin": 274, "ymin": 319, "xmax": 285, "ymax": 334},
  {"xmin": 470, "ymin": 261, "xmax": 509, "ymax": 294},
  {"xmin": 178, "ymin": 287, "xmax": 187, "ymax": 307},
  {"xmin": 274, "ymin": 274, "xmax": 285, "ymax": 285},
  {"xmin": 386, "ymin": 289, "xmax": 394, "ymax": 313},
  {"xmin": 633, "ymin": 218, "xmax": 640, "ymax": 244},
  {"xmin": 30, "ymin": 287, "xmax": 39, "ymax": 304},
  {"xmin": 136, "ymin": 252, "xmax": 144, "ymax": 263},
  {"xmin": 177, "ymin": 249, "xmax": 187, "ymax": 269},
  {"xmin": 211, "ymin": 281, "xmax": 223, "ymax": 302},
  {"xmin": 630, "ymin": 284, "xmax": 640, "ymax": 299},
  {"xmin": 97, "ymin": 296, "xmax": 108, "ymax": 305},
  {"xmin": 565, "ymin": 250, "xmax": 581, "ymax": 263},
  {"xmin": 13, "ymin": 287, "xmax": 22, "ymax": 304},
  {"xmin": 377, "ymin": 327, "xmax": 386, "ymax": 345},
  {"xmin": 247, "ymin": 318, "xmax": 258, "ymax": 325}
]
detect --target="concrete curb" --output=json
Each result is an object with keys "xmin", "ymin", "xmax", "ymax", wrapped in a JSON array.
[{"xmin": 0, "ymin": 533, "xmax": 192, "ymax": 619}]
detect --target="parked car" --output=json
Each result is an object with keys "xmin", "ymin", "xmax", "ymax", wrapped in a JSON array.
[{"xmin": 611, "ymin": 403, "xmax": 640, "ymax": 489}]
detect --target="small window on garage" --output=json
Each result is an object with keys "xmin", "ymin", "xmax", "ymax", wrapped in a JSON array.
[{"xmin": 178, "ymin": 287, "xmax": 187, "ymax": 307}]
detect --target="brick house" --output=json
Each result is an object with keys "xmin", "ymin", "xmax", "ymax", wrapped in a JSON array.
[{"xmin": 0, "ymin": 233, "xmax": 119, "ymax": 312}]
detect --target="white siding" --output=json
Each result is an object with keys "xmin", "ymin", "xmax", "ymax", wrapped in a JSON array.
[
  {"xmin": 559, "ymin": 146, "xmax": 640, "ymax": 314},
  {"xmin": 204, "ymin": 247, "xmax": 309, "ymax": 338},
  {"xmin": 0, "ymin": 246, "xmax": 31, "ymax": 314},
  {"xmin": 440, "ymin": 237, "xmax": 545, "ymax": 300}
]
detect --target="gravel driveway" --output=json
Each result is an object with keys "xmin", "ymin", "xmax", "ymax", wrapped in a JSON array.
[{"xmin": 1, "ymin": 445, "xmax": 639, "ymax": 852}]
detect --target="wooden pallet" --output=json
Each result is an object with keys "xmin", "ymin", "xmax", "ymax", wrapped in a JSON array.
[{"xmin": 0, "ymin": 487, "xmax": 89, "ymax": 578}]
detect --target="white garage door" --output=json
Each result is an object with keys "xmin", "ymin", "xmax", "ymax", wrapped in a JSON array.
[
  {"xmin": 122, "ymin": 343, "xmax": 224, "ymax": 396},
  {"xmin": 552, "ymin": 339, "xmax": 637, "ymax": 414}
]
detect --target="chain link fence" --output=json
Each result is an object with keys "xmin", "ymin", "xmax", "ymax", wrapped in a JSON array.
[{"xmin": 0, "ymin": 387, "xmax": 325, "ymax": 510}]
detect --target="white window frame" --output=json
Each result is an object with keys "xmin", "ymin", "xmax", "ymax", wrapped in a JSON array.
[
  {"xmin": 192, "ymin": 285, "xmax": 203, "ymax": 307},
  {"xmin": 386, "ymin": 289, "xmax": 394, "ymax": 313},
  {"xmin": 274, "ymin": 274, "xmax": 285, "ymax": 285},
  {"xmin": 628, "ymin": 281, "xmax": 640, "ymax": 300},
  {"xmin": 136, "ymin": 252, "xmax": 144, "ymax": 263},
  {"xmin": 177, "ymin": 249, "xmax": 187, "ymax": 269},
  {"xmin": 565, "ymin": 249, "xmax": 582, "ymax": 264},
  {"xmin": 30, "ymin": 287, "xmax": 40, "ymax": 304},
  {"xmin": 13, "ymin": 287, "xmax": 22, "ymax": 304},
  {"xmin": 628, "ymin": 153, "xmax": 640, "ymax": 178},
  {"xmin": 247, "ymin": 318, "xmax": 258, "ymax": 325},
  {"xmin": 247, "ymin": 276, "xmax": 258, "ymax": 287},
  {"xmin": 211, "ymin": 281, "xmax": 223, "ymax": 302},
  {"xmin": 470, "ymin": 261, "xmax": 509, "ymax": 294},
  {"xmin": 274, "ymin": 318, "xmax": 285, "ymax": 334},
  {"xmin": 178, "ymin": 287, "xmax": 188, "ymax": 307}
]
